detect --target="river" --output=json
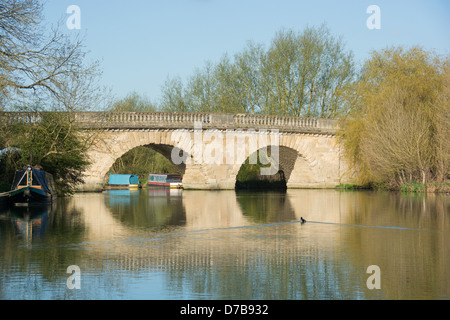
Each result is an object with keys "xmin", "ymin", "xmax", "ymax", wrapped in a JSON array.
[{"xmin": 0, "ymin": 189, "xmax": 448, "ymax": 300}]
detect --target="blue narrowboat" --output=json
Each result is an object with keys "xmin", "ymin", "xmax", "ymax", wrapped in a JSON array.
[{"xmin": 105, "ymin": 174, "xmax": 141, "ymax": 189}]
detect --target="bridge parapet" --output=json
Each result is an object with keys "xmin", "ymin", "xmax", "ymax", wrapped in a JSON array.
[{"xmin": 0, "ymin": 111, "xmax": 338, "ymax": 134}]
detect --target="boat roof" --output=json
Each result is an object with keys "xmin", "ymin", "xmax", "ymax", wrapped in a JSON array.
[{"xmin": 108, "ymin": 174, "xmax": 140, "ymax": 185}]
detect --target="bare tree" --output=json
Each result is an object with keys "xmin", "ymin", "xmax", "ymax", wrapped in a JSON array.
[
  {"xmin": 434, "ymin": 64, "xmax": 450, "ymax": 182},
  {"xmin": 0, "ymin": 0, "xmax": 104, "ymax": 112},
  {"xmin": 361, "ymin": 87, "xmax": 434, "ymax": 186}
]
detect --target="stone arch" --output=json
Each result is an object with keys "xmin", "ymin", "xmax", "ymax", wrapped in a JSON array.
[
  {"xmin": 105, "ymin": 143, "xmax": 187, "ymax": 178},
  {"xmin": 80, "ymin": 130, "xmax": 193, "ymax": 191},
  {"xmin": 232, "ymin": 145, "xmax": 320, "ymax": 188},
  {"xmin": 229, "ymin": 131, "xmax": 325, "ymax": 189}
]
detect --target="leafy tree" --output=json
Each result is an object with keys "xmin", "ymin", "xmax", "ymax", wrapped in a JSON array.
[
  {"xmin": 109, "ymin": 91, "xmax": 157, "ymax": 112},
  {"xmin": 260, "ymin": 25, "xmax": 355, "ymax": 117},
  {"xmin": 187, "ymin": 61, "xmax": 219, "ymax": 113},
  {"xmin": 160, "ymin": 76, "xmax": 190, "ymax": 112},
  {"xmin": 232, "ymin": 42, "xmax": 267, "ymax": 114},
  {"xmin": 339, "ymin": 46, "xmax": 449, "ymax": 189},
  {"xmin": 434, "ymin": 65, "xmax": 450, "ymax": 183},
  {"xmin": 0, "ymin": 112, "xmax": 92, "ymax": 195},
  {"xmin": 159, "ymin": 25, "xmax": 355, "ymax": 118}
]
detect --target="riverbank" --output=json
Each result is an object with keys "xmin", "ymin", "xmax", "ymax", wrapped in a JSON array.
[
  {"xmin": 336, "ymin": 182, "xmax": 450, "ymax": 193},
  {"xmin": 399, "ymin": 181, "xmax": 450, "ymax": 193}
]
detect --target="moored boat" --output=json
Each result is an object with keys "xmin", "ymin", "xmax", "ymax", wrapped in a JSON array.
[
  {"xmin": 147, "ymin": 173, "xmax": 183, "ymax": 189},
  {"xmin": 9, "ymin": 165, "xmax": 57, "ymax": 206},
  {"xmin": 105, "ymin": 174, "xmax": 141, "ymax": 190}
]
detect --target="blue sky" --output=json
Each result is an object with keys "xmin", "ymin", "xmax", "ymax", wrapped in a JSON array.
[{"xmin": 43, "ymin": 0, "xmax": 450, "ymax": 104}]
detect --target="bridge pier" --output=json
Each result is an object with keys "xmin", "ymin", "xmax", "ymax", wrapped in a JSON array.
[
  {"xmin": 182, "ymin": 163, "xmax": 240, "ymax": 190},
  {"xmin": 77, "ymin": 178, "xmax": 104, "ymax": 192}
]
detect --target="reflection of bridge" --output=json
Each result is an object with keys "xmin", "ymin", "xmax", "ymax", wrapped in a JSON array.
[
  {"xmin": 0, "ymin": 112, "xmax": 354, "ymax": 191},
  {"xmin": 70, "ymin": 190, "xmax": 346, "ymax": 273},
  {"xmin": 66, "ymin": 190, "xmax": 450, "ymax": 299},
  {"xmin": 65, "ymin": 190, "xmax": 363, "ymax": 299}
]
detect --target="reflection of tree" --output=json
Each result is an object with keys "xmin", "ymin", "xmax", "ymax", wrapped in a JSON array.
[{"xmin": 337, "ymin": 191, "xmax": 450, "ymax": 299}]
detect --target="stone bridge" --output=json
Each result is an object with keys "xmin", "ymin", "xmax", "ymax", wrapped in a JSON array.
[{"xmin": 2, "ymin": 112, "xmax": 355, "ymax": 191}]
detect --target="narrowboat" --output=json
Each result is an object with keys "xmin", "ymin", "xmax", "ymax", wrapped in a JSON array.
[
  {"xmin": 8, "ymin": 165, "xmax": 57, "ymax": 206},
  {"xmin": 105, "ymin": 174, "xmax": 141, "ymax": 190},
  {"xmin": 147, "ymin": 173, "xmax": 183, "ymax": 189}
]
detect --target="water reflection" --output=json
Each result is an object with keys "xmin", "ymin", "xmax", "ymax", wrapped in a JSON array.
[
  {"xmin": 7, "ymin": 204, "xmax": 54, "ymax": 245},
  {"xmin": 237, "ymin": 191, "xmax": 297, "ymax": 223},
  {"xmin": 105, "ymin": 189, "xmax": 185, "ymax": 230},
  {"xmin": 107, "ymin": 189, "xmax": 141, "ymax": 206},
  {"xmin": 0, "ymin": 189, "xmax": 448, "ymax": 299}
]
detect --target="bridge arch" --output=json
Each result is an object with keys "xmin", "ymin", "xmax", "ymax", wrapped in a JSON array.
[
  {"xmin": 107, "ymin": 143, "xmax": 187, "ymax": 177},
  {"xmin": 229, "ymin": 133, "xmax": 328, "ymax": 190},
  {"xmin": 80, "ymin": 130, "xmax": 193, "ymax": 191}
]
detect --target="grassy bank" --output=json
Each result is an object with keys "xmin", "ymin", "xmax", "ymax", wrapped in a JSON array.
[
  {"xmin": 400, "ymin": 181, "xmax": 450, "ymax": 193},
  {"xmin": 335, "ymin": 181, "xmax": 450, "ymax": 193},
  {"xmin": 335, "ymin": 184, "xmax": 367, "ymax": 190}
]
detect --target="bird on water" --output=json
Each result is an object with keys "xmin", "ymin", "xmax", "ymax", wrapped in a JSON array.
[{"xmin": 300, "ymin": 217, "xmax": 306, "ymax": 223}]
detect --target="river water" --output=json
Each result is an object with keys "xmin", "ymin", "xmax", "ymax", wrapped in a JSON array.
[{"xmin": 0, "ymin": 189, "xmax": 448, "ymax": 300}]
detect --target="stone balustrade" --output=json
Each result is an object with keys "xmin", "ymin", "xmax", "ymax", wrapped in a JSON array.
[{"xmin": 0, "ymin": 111, "xmax": 338, "ymax": 134}]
